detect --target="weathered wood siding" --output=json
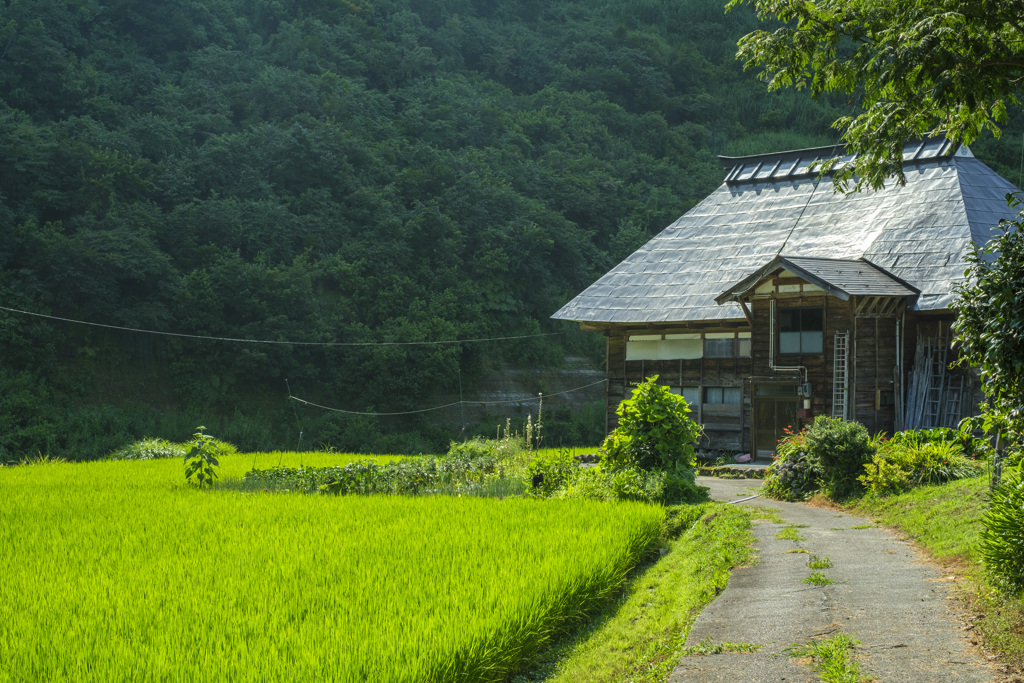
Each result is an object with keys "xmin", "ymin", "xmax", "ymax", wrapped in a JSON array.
[
  {"xmin": 851, "ymin": 312, "xmax": 898, "ymax": 434},
  {"xmin": 602, "ymin": 289, "xmax": 954, "ymax": 451},
  {"xmin": 607, "ymin": 326, "xmax": 752, "ymax": 451},
  {"xmin": 902, "ymin": 314, "xmax": 977, "ymax": 428}
]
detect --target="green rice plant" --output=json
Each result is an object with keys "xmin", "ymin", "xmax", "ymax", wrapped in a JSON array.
[
  {"xmin": 17, "ymin": 453, "xmax": 68, "ymax": 465},
  {"xmin": 0, "ymin": 458, "xmax": 664, "ymax": 682},
  {"xmin": 239, "ymin": 451, "xmax": 409, "ymax": 477}
]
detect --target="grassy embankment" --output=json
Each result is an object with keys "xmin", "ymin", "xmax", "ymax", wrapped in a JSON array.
[
  {"xmin": 847, "ymin": 476, "xmax": 1024, "ymax": 670},
  {"xmin": 514, "ymin": 503, "xmax": 756, "ymax": 682}
]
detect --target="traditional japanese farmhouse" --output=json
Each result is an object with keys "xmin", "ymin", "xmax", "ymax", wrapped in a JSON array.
[{"xmin": 552, "ymin": 139, "xmax": 1020, "ymax": 457}]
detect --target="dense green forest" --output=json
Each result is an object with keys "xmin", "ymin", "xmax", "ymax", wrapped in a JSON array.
[{"xmin": 0, "ymin": 0, "xmax": 1017, "ymax": 459}]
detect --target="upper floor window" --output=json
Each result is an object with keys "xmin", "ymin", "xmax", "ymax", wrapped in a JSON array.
[
  {"xmin": 704, "ymin": 332, "xmax": 752, "ymax": 358},
  {"xmin": 778, "ymin": 308, "xmax": 823, "ymax": 354}
]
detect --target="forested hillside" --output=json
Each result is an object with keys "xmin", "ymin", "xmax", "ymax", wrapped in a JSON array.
[{"xmin": 0, "ymin": 0, "xmax": 910, "ymax": 457}]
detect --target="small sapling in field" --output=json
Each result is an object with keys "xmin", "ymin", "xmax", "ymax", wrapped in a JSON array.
[{"xmin": 184, "ymin": 426, "xmax": 219, "ymax": 489}]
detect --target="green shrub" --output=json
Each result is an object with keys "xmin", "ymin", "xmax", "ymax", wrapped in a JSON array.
[
  {"xmin": 600, "ymin": 376, "xmax": 702, "ymax": 475},
  {"xmin": 561, "ymin": 465, "xmax": 666, "ymax": 504},
  {"xmin": 184, "ymin": 427, "xmax": 220, "ymax": 489},
  {"xmin": 561, "ymin": 465, "xmax": 708, "ymax": 505},
  {"xmin": 525, "ymin": 448, "xmax": 578, "ymax": 495},
  {"xmin": 981, "ymin": 470, "xmax": 1024, "ymax": 593},
  {"xmin": 109, "ymin": 437, "xmax": 187, "ymax": 461},
  {"xmin": 598, "ymin": 376, "xmax": 705, "ymax": 505},
  {"xmin": 446, "ymin": 438, "xmax": 498, "ymax": 462},
  {"xmin": 859, "ymin": 455, "xmax": 913, "ymax": 494},
  {"xmin": 860, "ymin": 429, "xmax": 981, "ymax": 494},
  {"xmin": 561, "ymin": 467, "xmax": 617, "ymax": 502},
  {"xmin": 661, "ymin": 470, "xmax": 710, "ymax": 504},
  {"xmin": 610, "ymin": 467, "xmax": 664, "ymax": 502},
  {"xmin": 803, "ymin": 416, "xmax": 874, "ymax": 500}
]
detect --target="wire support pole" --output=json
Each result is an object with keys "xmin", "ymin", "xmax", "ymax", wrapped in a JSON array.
[{"xmin": 288, "ymin": 379, "xmax": 609, "ymax": 416}]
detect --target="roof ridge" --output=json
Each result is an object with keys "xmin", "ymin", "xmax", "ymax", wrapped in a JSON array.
[{"xmin": 720, "ymin": 138, "xmax": 957, "ymax": 185}]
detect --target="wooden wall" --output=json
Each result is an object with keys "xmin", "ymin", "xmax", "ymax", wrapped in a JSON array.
[
  {"xmin": 902, "ymin": 314, "xmax": 977, "ymax": 428},
  {"xmin": 749, "ymin": 293, "xmax": 840, "ymax": 424},
  {"xmin": 603, "ymin": 290, "xmax": 922, "ymax": 452},
  {"xmin": 607, "ymin": 328, "xmax": 752, "ymax": 451}
]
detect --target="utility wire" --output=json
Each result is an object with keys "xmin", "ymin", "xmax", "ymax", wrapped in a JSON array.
[
  {"xmin": 0, "ymin": 304, "xmax": 562, "ymax": 347},
  {"xmin": 289, "ymin": 378, "xmax": 608, "ymax": 416}
]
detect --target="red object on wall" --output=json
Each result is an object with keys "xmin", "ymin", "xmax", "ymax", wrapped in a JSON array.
[{"xmin": 796, "ymin": 409, "xmax": 811, "ymax": 419}]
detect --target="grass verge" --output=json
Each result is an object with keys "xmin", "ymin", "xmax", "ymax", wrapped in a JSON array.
[
  {"xmin": 512, "ymin": 502, "xmax": 756, "ymax": 682},
  {"xmin": 848, "ymin": 475, "xmax": 1024, "ymax": 671}
]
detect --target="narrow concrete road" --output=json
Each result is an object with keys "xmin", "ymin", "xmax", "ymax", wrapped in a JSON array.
[{"xmin": 668, "ymin": 476, "xmax": 995, "ymax": 682}]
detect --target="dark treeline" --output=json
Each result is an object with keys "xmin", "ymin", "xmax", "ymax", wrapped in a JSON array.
[{"xmin": 0, "ymin": 0, "xmax": 877, "ymax": 457}]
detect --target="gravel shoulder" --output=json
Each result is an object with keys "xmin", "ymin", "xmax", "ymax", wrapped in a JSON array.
[{"xmin": 668, "ymin": 476, "xmax": 996, "ymax": 682}]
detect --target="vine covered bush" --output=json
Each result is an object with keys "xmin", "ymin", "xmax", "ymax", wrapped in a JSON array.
[
  {"xmin": 762, "ymin": 418, "xmax": 873, "ymax": 501},
  {"xmin": 599, "ymin": 376, "xmax": 702, "ymax": 473},
  {"xmin": 762, "ymin": 425, "xmax": 818, "ymax": 501}
]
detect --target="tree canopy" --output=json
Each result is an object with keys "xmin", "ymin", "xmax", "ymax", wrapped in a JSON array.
[
  {"xmin": 728, "ymin": 0, "xmax": 1024, "ymax": 190},
  {"xmin": 952, "ymin": 199, "xmax": 1024, "ymax": 458},
  {"xmin": 0, "ymin": 0, "xmax": 859, "ymax": 459}
]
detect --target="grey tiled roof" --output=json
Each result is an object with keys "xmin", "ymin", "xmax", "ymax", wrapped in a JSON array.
[{"xmin": 552, "ymin": 143, "xmax": 1020, "ymax": 324}]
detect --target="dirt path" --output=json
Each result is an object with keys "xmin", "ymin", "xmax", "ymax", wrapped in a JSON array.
[{"xmin": 668, "ymin": 476, "xmax": 995, "ymax": 682}]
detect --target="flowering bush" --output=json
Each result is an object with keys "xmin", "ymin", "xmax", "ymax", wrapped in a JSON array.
[{"xmin": 761, "ymin": 425, "xmax": 818, "ymax": 501}]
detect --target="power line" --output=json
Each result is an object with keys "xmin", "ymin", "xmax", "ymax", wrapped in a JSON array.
[
  {"xmin": 0, "ymin": 305, "xmax": 563, "ymax": 347},
  {"xmin": 289, "ymin": 378, "xmax": 608, "ymax": 416}
]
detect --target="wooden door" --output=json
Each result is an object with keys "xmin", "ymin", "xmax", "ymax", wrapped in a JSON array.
[{"xmin": 753, "ymin": 384, "xmax": 798, "ymax": 459}]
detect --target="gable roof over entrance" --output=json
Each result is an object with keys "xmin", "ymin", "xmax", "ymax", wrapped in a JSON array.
[
  {"xmin": 552, "ymin": 139, "xmax": 1020, "ymax": 325},
  {"xmin": 716, "ymin": 255, "xmax": 919, "ymax": 304}
]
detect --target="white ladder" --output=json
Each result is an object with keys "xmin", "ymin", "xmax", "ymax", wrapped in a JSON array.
[{"xmin": 832, "ymin": 331, "xmax": 849, "ymax": 420}]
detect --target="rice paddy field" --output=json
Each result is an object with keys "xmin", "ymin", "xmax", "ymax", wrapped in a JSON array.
[{"xmin": 0, "ymin": 454, "xmax": 665, "ymax": 682}]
